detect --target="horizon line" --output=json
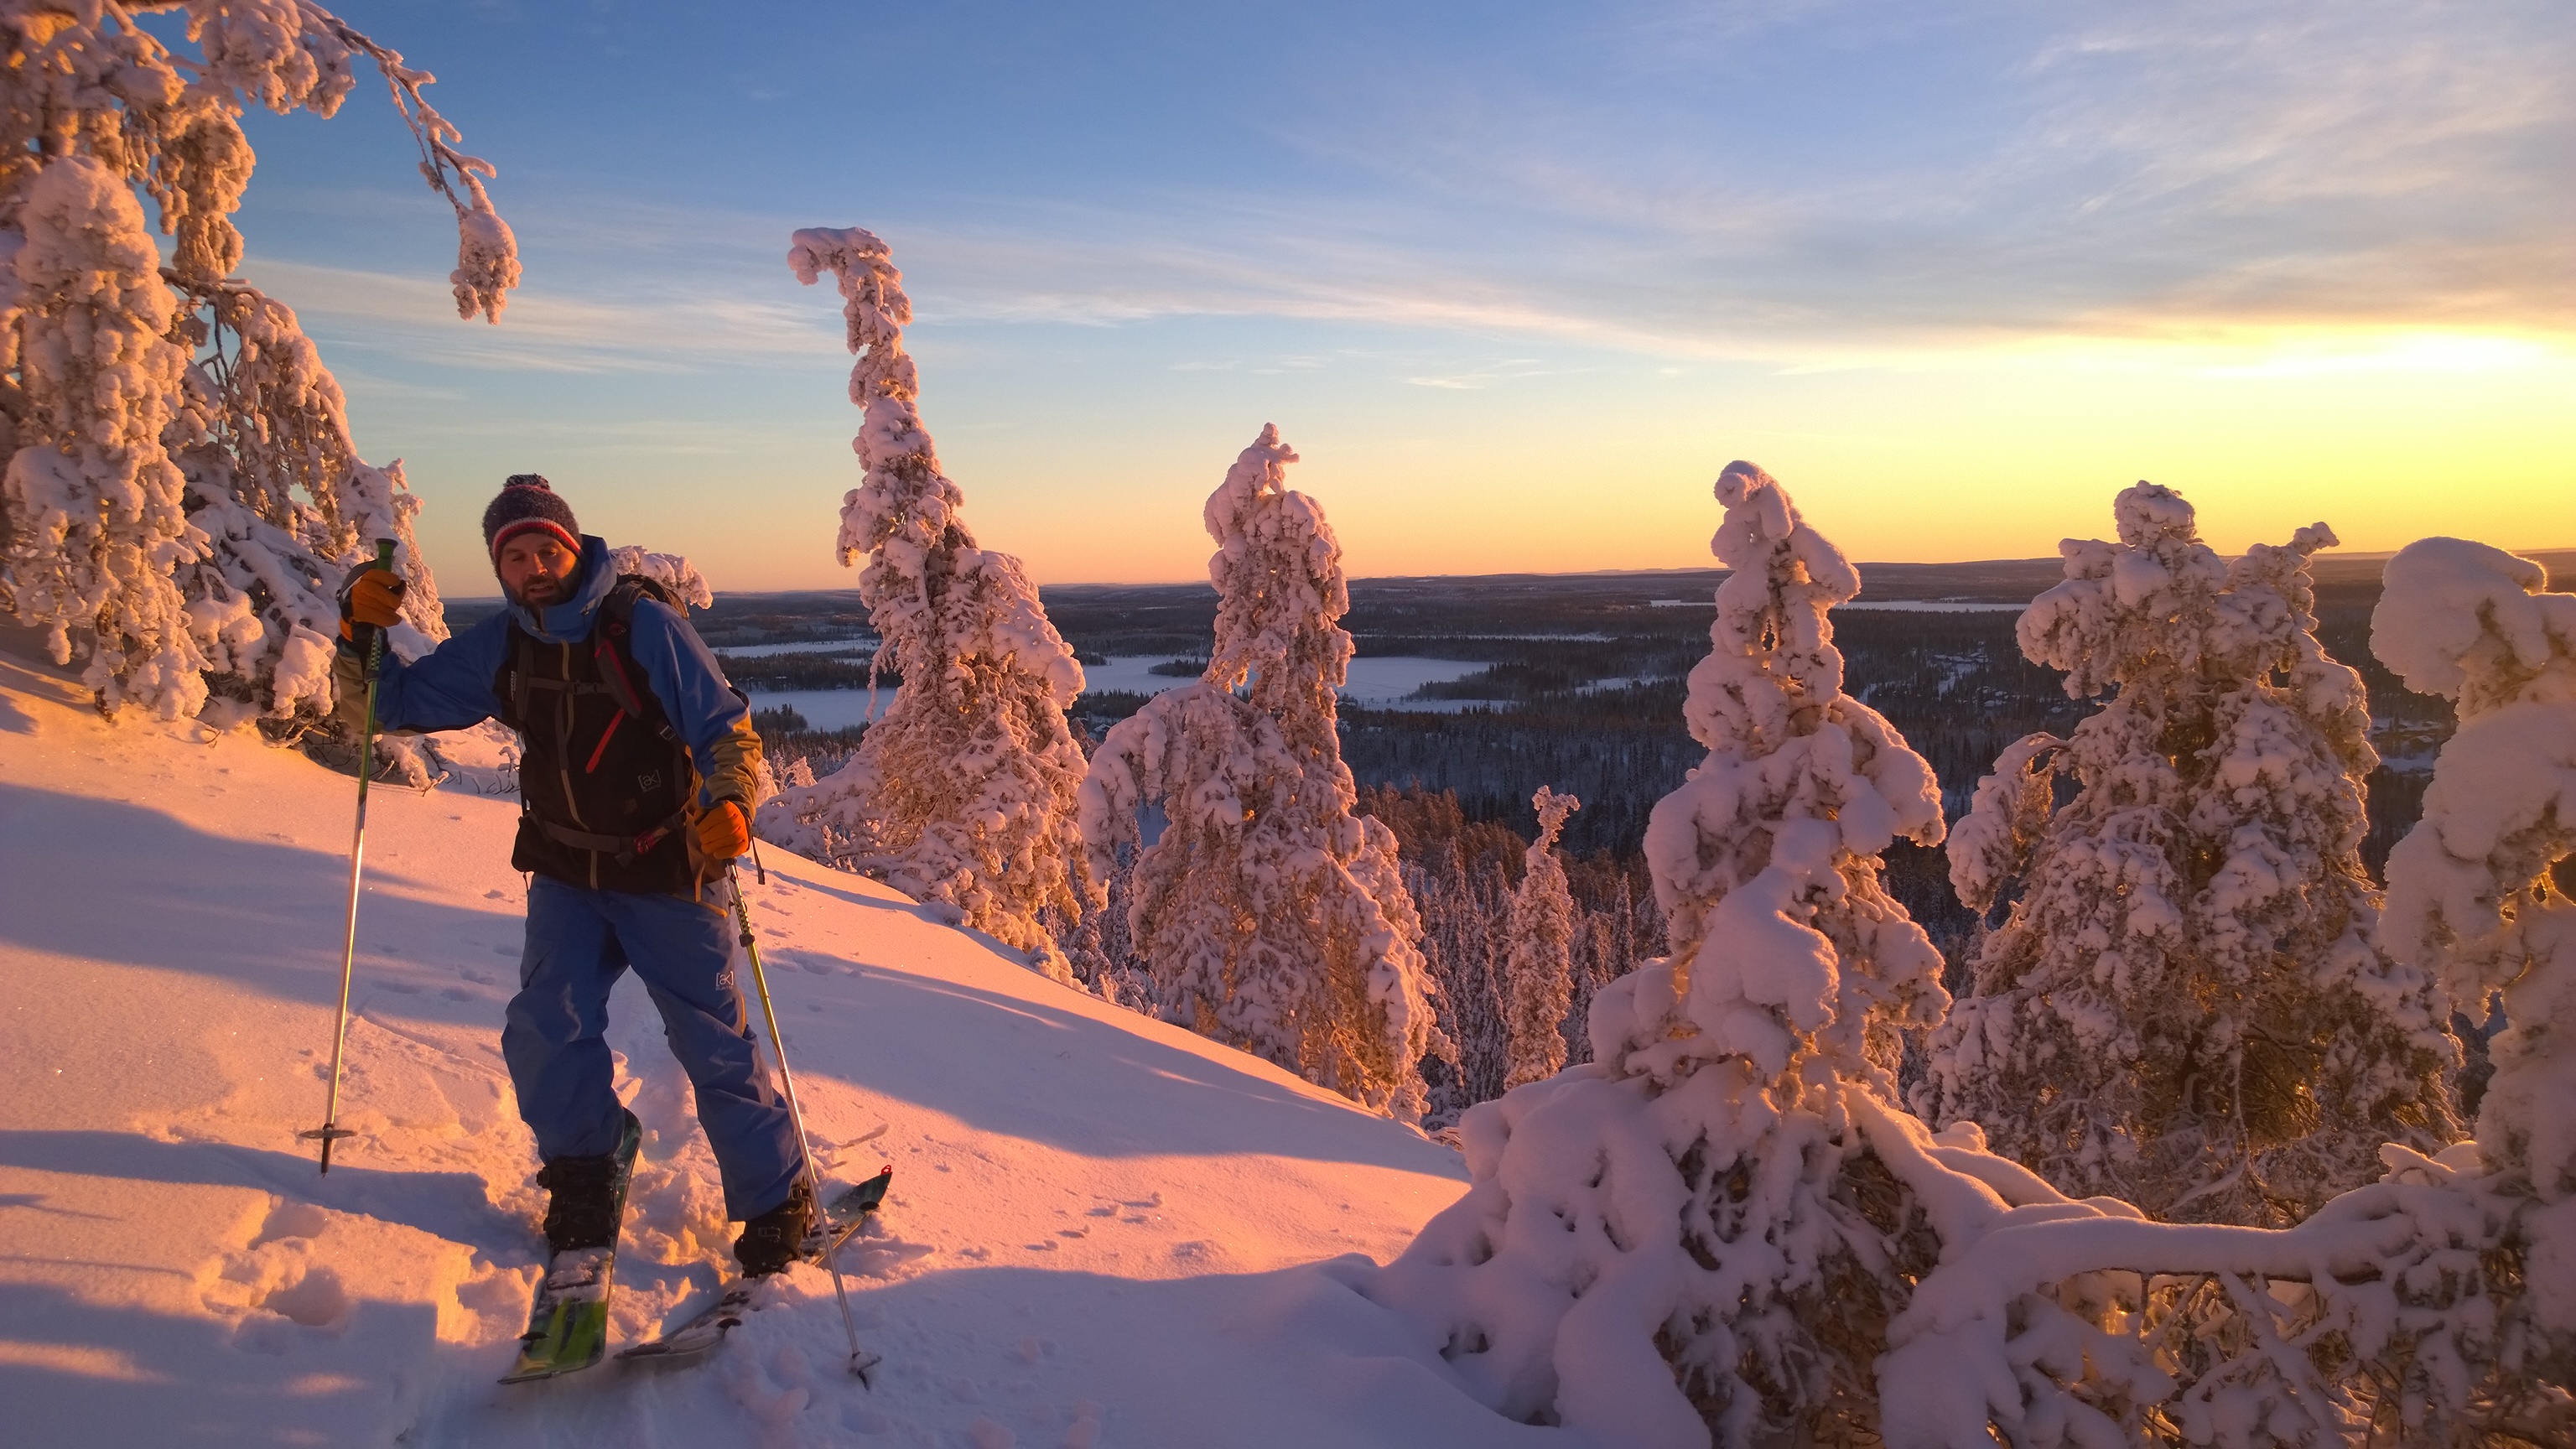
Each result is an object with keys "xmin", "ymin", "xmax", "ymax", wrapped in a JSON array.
[{"xmin": 436, "ymin": 543, "xmax": 2576, "ymax": 604}]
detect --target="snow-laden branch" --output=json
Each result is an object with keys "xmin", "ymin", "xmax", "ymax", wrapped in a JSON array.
[{"xmin": 1, "ymin": 1, "xmax": 505, "ymax": 719}]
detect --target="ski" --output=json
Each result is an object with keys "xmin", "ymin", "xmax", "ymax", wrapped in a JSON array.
[
  {"xmin": 500, "ymin": 1112, "xmax": 644, "ymax": 1384},
  {"xmin": 616, "ymin": 1166, "xmax": 893, "ymax": 1371}
]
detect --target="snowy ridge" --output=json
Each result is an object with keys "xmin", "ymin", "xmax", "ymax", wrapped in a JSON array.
[{"xmin": 0, "ymin": 650, "xmax": 1528, "ymax": 1448}]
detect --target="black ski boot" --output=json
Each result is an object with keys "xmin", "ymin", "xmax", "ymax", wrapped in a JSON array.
[
  {"xmin": 537, "ymin": 1109, "xmax": 641, "ymax": 1253},
  {"xmin": 734, "ymin": 1178, "xmax": 817, "ymax": 1277}
]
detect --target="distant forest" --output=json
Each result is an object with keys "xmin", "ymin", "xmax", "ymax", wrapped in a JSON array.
[{"xmin": 443, "ymin": 554, "xmax": 2574, "ymax": 955}]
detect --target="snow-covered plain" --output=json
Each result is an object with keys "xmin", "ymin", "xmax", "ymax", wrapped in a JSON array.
[{"xmin": 0, "ymin": 650, "xmax": 1550, "ymax": 1448}]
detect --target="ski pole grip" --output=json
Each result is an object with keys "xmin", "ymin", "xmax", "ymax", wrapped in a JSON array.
[{"xmin": 359, "ymin": 539, "xmax": 398, "ymax": 681}]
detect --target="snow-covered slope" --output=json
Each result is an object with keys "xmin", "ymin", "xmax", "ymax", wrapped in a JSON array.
[{"xmin": 0, "ymin": 651, "xmax": 1538, "ymax": 1448}]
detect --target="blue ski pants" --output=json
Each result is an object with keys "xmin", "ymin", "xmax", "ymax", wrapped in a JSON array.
[{"xmin": 503, "ymin": 875, "xmax": 802, "ymax": 1221}]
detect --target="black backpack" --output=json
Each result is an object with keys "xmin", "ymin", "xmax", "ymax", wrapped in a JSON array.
[{"xmin": 496, "ymin": 574, "xmax": 709, "ymax": 887}]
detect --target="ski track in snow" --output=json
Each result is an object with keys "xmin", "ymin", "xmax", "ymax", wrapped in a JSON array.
[{"xmin": 0, "ymin": 653, "xmax": 1562, "ymax": 1448}]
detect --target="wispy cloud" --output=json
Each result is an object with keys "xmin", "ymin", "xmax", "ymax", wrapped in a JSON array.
[
  {"xmin": 1404, "ymin": 359, "xmax": 1553, "ymax": 390},
  {"xmin": 239, "ymin": 3, "xmax": 2573, "ymax": 374},
  {"xmin": 237, "ymin": 257, "xmax": 843, "ymax": 374},
  {"xmin": 908, "ymin": 0, "xmax": 2572, "ymax": 359}
]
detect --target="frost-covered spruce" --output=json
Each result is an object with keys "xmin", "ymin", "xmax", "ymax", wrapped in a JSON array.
[
  {"xmin": 1919, "ymin": 483, "xmax": 2459, "ymax": 1226},
  {"xmin": 1079, "ymin": 426, "xmax": 1444, "ymax": 1119},
  {"xmin": 757, "ymin": 228, "xmax": 1089, "ymax": 982},
  {"xmin": 2378, "ymin": 539, "xmax": 2576, "ymax": 1193},
  {"xmin": 1856, "ymin": 544, "xmax": 2576, "ymax": 1448},
  {"xmin": 1371, "ymin": 461, "xmax": 1955, "ymax": 1446},
  {"xmin": 1501, "ymin": 786, "xmax": 1580, "ymax": 1091},
  {"xmin": 0, "ymin": 4, "xmax": 509, "ymax": 721}
]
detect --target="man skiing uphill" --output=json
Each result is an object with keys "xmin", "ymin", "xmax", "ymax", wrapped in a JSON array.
[{"xmin": 333, "ymin": 475, "xmax": 816, "ymax": 1278}]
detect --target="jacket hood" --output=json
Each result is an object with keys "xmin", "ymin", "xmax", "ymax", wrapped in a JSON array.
[{"xmin": 509, "ymin": 534, "xmax": 617, "ymax": 645}]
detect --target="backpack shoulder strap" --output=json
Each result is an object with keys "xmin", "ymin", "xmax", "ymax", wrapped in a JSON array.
[
  {"xmin": 593, "ymin": 574, "xmax": 687, "ymax": 744},
  {"xmin": 494, "ymin": 617, "xmax": 539, "ymax": 729}
]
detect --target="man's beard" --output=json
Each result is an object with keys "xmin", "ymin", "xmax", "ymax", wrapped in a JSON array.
[{"xmin": 514, "ymin": 577, "xmax": 566, "ymax": 606}]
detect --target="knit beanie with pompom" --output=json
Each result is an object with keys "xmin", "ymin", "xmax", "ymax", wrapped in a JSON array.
[{"xmin": 481, "ymin": 475, "xmax": 581, "ymax": 565}]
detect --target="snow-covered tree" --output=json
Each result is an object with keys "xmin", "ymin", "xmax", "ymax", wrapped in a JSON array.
[
  {"xmin": 1854, "ymin": 541, "xmax": 2576, "ymax": 1449},
  {"xmin": 1, "ymin": 3, "xmax": 512, "ymax": 721},
  {"xmin": 1079, "ymin": 425, "xmax": 1444, "ymax": 1119},
  {"xmin": 1501, "ymin": 784, "xmax": 1579, "ymax": 1091},
  {"xmin": 1371, "ymin": 461, "xmax": 1960, "ymax": 1445},
  {"xmin": 2378, "ymin": 538, "xmax": 2575, "ymax": 1197},
  {"xmin": 604, "ymin": 544, "xmax": 711, "ymax": 610},
  {"xmin": 1919, "ymin": 483, "xmax": 2459, "ymax": 1226},
  {"xmin": 756, "ymin": 227, "xmax": 1089, "ymax": 982},
  {"xmin": 3, "ymin": 153, "xmax": 204, "ymax": 718}
]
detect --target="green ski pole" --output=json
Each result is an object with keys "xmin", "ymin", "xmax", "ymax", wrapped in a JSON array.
[
  {"xmin": 729, "ymin": 859, "xmax": 877, "ymax": 1382},
  {"xmin": 303, "ymin": 538, "xmax": 397, "ymax": 1174}
]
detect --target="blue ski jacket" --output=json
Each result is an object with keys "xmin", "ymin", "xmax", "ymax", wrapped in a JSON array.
[{"xmin": 337, "ymin": 535, "xmax": 763, "ymax": 818}]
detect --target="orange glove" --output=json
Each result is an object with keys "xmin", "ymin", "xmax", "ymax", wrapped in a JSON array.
[
  {"xmin": 696, "ymin": 800, "xmax": 751, "ymax": 863},
  {"xmin": 337, "ymin": 565, "xmax": 407, "ymax": 647}
]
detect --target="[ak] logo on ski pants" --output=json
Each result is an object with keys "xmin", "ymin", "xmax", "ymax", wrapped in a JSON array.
[{"xmin": 503, "ymin": 875, "xmax": 802, "ymax": 1221}]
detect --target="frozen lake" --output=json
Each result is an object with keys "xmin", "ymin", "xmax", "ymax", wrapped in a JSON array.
[
  {"xmin": 743, "ymin": 688, "xmax": 891, "ymax": 730},
  {"xmin": 1654, "ymin": 598, "xmax": 2025, "ymax": 614},
  {"xmin": 749, "ymin": 655, "xmax": 1501, "ymax": 729},
  {"xmin": 1083, "ymin": 654, "xmax": 1497, "ymax": 704},
  {"xmin": 714, "ymin": 636, "xmax": 875, "ymax": 658}
]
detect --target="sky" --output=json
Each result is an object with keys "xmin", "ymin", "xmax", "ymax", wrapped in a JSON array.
[{"xmin": 218, "ymin": 1, "xmax": 2574, "ymax": 593}]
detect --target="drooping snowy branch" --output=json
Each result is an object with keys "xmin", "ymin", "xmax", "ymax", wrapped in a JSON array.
[
  {"xmin": 757, "ymin": 227, "xmax": 1091, "ymax": 980},
  {"xmin": 1866, "ymin": 1099, "xmax": 2566, "ymax": 1448},
  {"xmin": 1078, "ymin": 425, "xmax": 1444, "ymax": 1119},
  {"xmin": 1919, "ymin": 484, "xmax": 2460, "ymax": 1227}
]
